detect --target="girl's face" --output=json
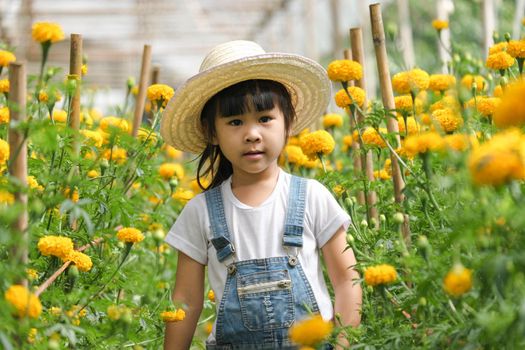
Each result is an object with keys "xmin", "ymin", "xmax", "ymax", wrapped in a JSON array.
[{"xmin": 213, "ymin": 103, "xmax": 287, "ymax": 179}]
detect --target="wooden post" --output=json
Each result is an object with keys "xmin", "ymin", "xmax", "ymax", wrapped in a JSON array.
[
  {"xmin": 131, "ymin": 45, "xmax": 152, "ymax": 137},
  {"xmin": 151, "ymin": 65, "xmax": 160, "ymax": 85},
  {"xmin": 8, "ymin": 62, "xmax": 28, "ymax": 283},
  {"xmin": 396, "ymin": 0, "xmax": 415, "ymax": 68},
  {"xmin": 369, "ymin": 3, "xmax": 411, "ymax": 242},
  {"xmin": 350, "ymin": 27, "xmax": 379, "ymax": 228},
  {"xmin": 69, "ymin": 34, "xmax": 82, "ymax": 155}
]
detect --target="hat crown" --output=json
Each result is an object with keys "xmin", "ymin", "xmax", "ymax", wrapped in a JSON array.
[{"xmin": 199, "ymin": 40, "xmax": 266, "ymax": 72}]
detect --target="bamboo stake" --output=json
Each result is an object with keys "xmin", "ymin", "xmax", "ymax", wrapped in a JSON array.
[
  {"xmin": 34, "ymin": 238, "xmax": 103, "ymax": 297},
  {"xmin": 350, "ymin": 27, "xmax": 379, "ymax": 228},
  {"xmin": 131, "ymin": 45, "xmax": 152, "ymax": 137},
  {"xmin": 8, "ymin": 62, "xmax": 28, "ymax": 285},
  {"xmin": 68, "ymin": 34, "xmax": 82, "ymax": 155},
  {"xmin": 343, "ymin": 49, "xmax": 366, "ymax": 207},
  {"xmin": 151, "ymin": 65, "xmax": 160, "ymax": 85},
  {"xmin": 369, "ymin": 3, "xmax": 411, "ymax": 242}
]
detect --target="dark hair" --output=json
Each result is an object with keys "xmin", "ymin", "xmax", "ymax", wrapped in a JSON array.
[{"xmin": 196, "ymin": 79, "xmax": 296, "ymax": 190}]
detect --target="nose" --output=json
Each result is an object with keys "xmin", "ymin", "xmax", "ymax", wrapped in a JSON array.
[{"xmin": 243, "ymin": 124, "xmax": 261, "ymax": 143}]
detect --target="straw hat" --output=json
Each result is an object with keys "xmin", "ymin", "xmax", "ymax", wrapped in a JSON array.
[{"xmin": 160, "ymin": 40, "xmax": 331, "ymax": 153}]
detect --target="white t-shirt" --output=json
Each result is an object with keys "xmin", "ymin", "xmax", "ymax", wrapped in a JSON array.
[{"xmin": 165, "ymin": 168, "xmax": 351, "ymax": 340}]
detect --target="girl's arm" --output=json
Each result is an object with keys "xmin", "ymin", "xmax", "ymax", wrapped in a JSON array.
[
  {"xmin": 164, "ymin": 251, "xmax": 205, "ymax": 350},
  {"xmin": 322, "ymin": 226, "xmax": 362, "ymax": 346}
]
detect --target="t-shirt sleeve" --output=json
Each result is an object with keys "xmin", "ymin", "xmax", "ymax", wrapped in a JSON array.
[
  {"xmin": 308, "ymin": 179, "xmax": 351, "ymax": 247},
  {"xmin": 164, "ymin": 195, "xmax": 209, "ymax": 265}
]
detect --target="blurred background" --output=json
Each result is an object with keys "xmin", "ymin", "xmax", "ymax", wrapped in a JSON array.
[{"xmin": 0, "ymin": 0, "xmax": 523, "ymax": 109}]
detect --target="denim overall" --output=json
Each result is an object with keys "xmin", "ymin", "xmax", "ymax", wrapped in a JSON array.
[{"xmin": 205, "ymin": 176, "xmax": 326, "ymax": 350}]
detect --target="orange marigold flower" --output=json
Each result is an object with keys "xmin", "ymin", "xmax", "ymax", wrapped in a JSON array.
[
  {"xmin": 159, "ymin": 163, "xmax": 185, "ymax": 180},
  {"xmin": 117, "ymin": 227, "xmax": 144, "ymax": 243},
  {"xmin": 62, "ymin": 250, "xmax": 93, "ymax": 272},
  {"xmin": 364, "ymin": 264, "xmax": 397, "ymax": 286},
  {"xmin": 443, "ymin": 264, "xmax": 473, "ymax": 297},
  {"xmin": 99, "ymin": 116, "xmax": 129, "ymax": 133},
  {"xmin": 488, "ymin": 41, "xmax": 508, "ymax": 55},
  {"xmin": 38, "ymin": 235, "xmax": 74, "ymax": 259},
  {"xmin": 147, "ymin": 84, "xmax": 174, "ymax": 107},
  {"xmin": 322, "ymin": 113, "xmax": 344, "ymax": 129},
  {"xmin": 493, "ymin": 79, "xmax": 525, "ymax": 128},
  {"xmin": 0, "ymin": 106, "xmax": 9, "ymax": 124},
  {"xmin": 403, "ymin": 132, "xmax": 445, "ymax": 157},
  {"xmin": 299, "ymin": 130, "xmax": 335, "ymax": 160},
  {"xmin": 289, "ymin": 314, "xmax": 333, "ymax": 347},
  {"xmin": 431, "ymin": 19, "xmax": 449, "ymax": 31},
  {"xmin": 397, "ymin": 116, "xmax": 420, "ymax": 136},
  {"xmin": 460, "ymin": 74, "xmax": 486, "ymax": 92},
  {"xmin": 31, "ymin": 22, "xmax": 65, "ymax": 43},
  {"xmin": 281, "ymin": 145, "xmax": 308, "ymax": 166},
  {"xmin": 392, "ymin": 69, "xmax": 430, "ymax": 94},
  {"xmin": 0, "ymin": 50, "xmax": 16, "ymax": 67},
  {"xmin": 102, "ymin": 147, "xmax": 127, "ymax": 164},
  {"xmin": 361, "ymin": 127, "xmax": 387, "ymax": 148},
  {"xmin": 429, "ymin": 74, "xmax": 456, "ymax": 92},
  {"xmin": 432, "ymin": 108, "xmax": 463, "ymax": 133},
  {"xmin": 506, "ymin": 39, "xmax": 525, "ymax": 58},
  {"xmin": 208, "ymin": 290, "xmax": 215, "ymax": 302},
  {"xmin": 334, "ymin": 87, "xmax": 366, "ymax": 108},
  {"xmin": 444, "ymin": 134, "xmax": 470, "ymax": 152},
  {"xmin": 327, "ymin": 59, "xmax": 363, "ymax": 82},
  {"xmin": 476, "ymin": 97, "xmax": 501, "ymax": 117},
  {"xmin": 486, "ymin": 51, "xmax": 515, "ymax": 70},
  {"xmin": 160, "ymin": 309, "xmax": 186, "ymax": 322},
  {"xmin": 4, "ymin": 285, "xmax": 42, "ymax": 319}
]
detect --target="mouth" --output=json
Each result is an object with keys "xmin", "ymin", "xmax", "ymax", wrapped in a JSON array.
[{"xmin": 243, "ymin": 150, "xmax": 264, "ymax": 156}]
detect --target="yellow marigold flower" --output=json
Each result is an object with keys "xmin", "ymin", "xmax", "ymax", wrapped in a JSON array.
[
  {"xmin": 31, "ymin": 22, "xmax": 64, "ymax": 43},
  {"xmin": 299, "ymin": 130, "xmax": 335, "ymax": 160},
  {"xmin": 63, "ymin": 187, "xmax": 79, "ymax": 202},
  {"xmin": 163, "ymin": 144, "xmax": 183, "ymax": 159},
  {"xmin": 147, "ymin": 84, "xmax": 174, "ymax": 107},
  {"xmin": 102, "ymin": 147, "xmax": 127, "ymax": 164},
  {"xmin": 117, "ymin": 227, "xmax": 145, "ymax": 243},
  {"xmin": 208, "ymin": 290, "xmax": 215, "ymax": 302},
  {"xmin": 0, "ymin": 50, "xmax": 16, "ymax": 67},
  {"xmin": 80, "ymin": 129, "xmax": 104, "ymax": 148},
  {"xmin": 190, "ymin": 178, "xmax": 209, "ymax": 193},
  {"xmin": 50, "ymin": 109, "xmax": 67, "ymax": 123},
  {"xmin": 334, "ymin": 87, "xmax": 365, "ymax": 108},
  {"xmin": 476, "ymin": 97, "xmax": 501, "ymax": 117},
  {"xmin": 99, "ymin": 116, "xmax": 129, "ymax": 133},
  {"xmin": 27, "ymin": 328, "xmax": 37, "ymax": 344},
  {"xmin": 107, "ymin": 305, "xmax": 122, "ymax": 321},
  {"xmin": 493, "ymin": 80, "xmax": 525, "ymax": 128},
  {"xmin": 486, "ymin": 51, "xmax": 515, "ymax": 70},
  {"xmin": 87, "ymin": 170, "xmax": 99, "ymax": 178},
  {"xmin": 281, "ymin": 145, "xmax": 308, "ymax": 166},
  {"xmin": 81, "ymin": 64, "xmax": 88, "ymax": 76},
  {"xmin": 374, "ymin": 169, "xmax": 391, "ymax": 180},
  {"xmin": 0, "ymin": 79, "xmax": 9, "ymax": 93},
  {"xmin": 361, "ymin": 127, "xmax": 387, "ymax": 148},
  {"xmin": 0, "ymin": 138, "xmax": 9, "ymax": 166},
  {"xmin": 159, "ymin": 163, "xmax": 185, "ymax": 180},
  {"xmin": 322, "ymin": 113, "xmax": 344, "ymax": 129},
  {"xmin": 432, "ymin": 108, "xmax": 463, "ymax": 133},
  {"xmin": 0, "ymin": 190, "xmax": 15, "ymax": 205},
  {"xmin": 160, "ymin": 309, "xmax": 186, "ymax": 322},
  {"xmin": 403, "ymin": 132, "xmax": 445, "ymax": 157},
  {"xmin": 364, "ymin": 264, "xmax": 397, "ymax": 286},
  {"xmin": 429, "ymin": 74, "xmax": 456, "ymax": 92},
  {"xmin": 444, "ymin": 134, "xmax": 470, "ymax": 152},
  {"xmin": 430, "ymin": 95, "xmax": 460, "ymax": 112},
  {"xmin": 26, "ymin": 268, "xmax": 39, "ymax": 281},
  {"xmin": 172, "ymin": 188, "xmax": 194, "ymax": 204},
  {"xmin": 461, "ymin": 74, "xmax": 486, "ymax": 92},
  {"xmin": 27, "ymin": 175, "xmax": 44, "ymax": 191},
  {"xmin": 0, "ymin": 107, "xmax": 9, "ymax": 124},
  {"xmin": 137, "ymin": 127, "xmax": 158, "ymax": 146},
  {"xmin": 332, "ymin": 184, "xmax": 345, "ymax": 197},
  {"xmin": 205, "ymin": 322, "xmax": 214, "ymax": 334},
  {"xmin": 431, "ymin": 19, "xmax": 449, "ymax": 31},
  {"xmin": 289, "ymin": 314, "xmax": 333, "ymax": 347},
  {"xmin": 341, "ymin": 135, "xmax": 353, "ymax": 152},
  {"xmin": 443, "ymin": 264, "xmax": 473, "ymax": 297},
  {"xmin": 49, "ymin": 306, "xmax": 62, "ymax": 316},
  {"xmin": 488, "ymin": 41, "xmax": 508, "ymax": 55},
  {"xmin": 62, "ymin": 250, "xmax": 93, "ymax": 272},
  {"xmin": 468, "ymin": 128, "xmax": 525, "ymax": 186},
  {"xmin": 506, "ymin": 40, "xmax": 525, "ymax": 58},
  {"xmin": 5, "ymin": 285, "xmax": 42, "ymax": 319},
  {"xmin": 394, "ymin": 95, "xmax": 414, "ymax": 114},
  {"xmin": 326, "ymin": 59, "xmax": 363, "ymax": 82},
  {"xmin": 397, "ymin": 117, "xmax": 419, "ymax": 136},
  {"xmin": 392, "ymin": 69, "xmax": 430, "ymax": 94},
  {"xmin": 38, "ymin": 235, "xmax": 74, "ymax": 259}
]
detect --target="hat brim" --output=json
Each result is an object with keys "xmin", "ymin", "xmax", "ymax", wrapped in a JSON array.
[{"xmin": 160, "ymin": 53, "xmax": 331, "ymax": 154}]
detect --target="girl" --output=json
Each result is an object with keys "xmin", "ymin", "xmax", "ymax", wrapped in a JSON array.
[{"xmin": 161, "ymin": 40, "xmax": 362, "ymax": 350}]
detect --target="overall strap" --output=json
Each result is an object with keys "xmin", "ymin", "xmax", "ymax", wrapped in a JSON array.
[
  {"xmin": 283, "ymin": 175, "xmax": 307, "ymax": 247},
  {"xmin": 204, "ymin": 186, "xmax": 235, "ymax": 262}
]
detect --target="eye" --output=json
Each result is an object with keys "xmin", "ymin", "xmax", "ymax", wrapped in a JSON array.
[
  {"xmin": 228, "ymin": 119, "xmax": 242, "ymax": 126},
  {"xmin": 259, "ymin": 116, "xmax": 272, "ymax": 123}
]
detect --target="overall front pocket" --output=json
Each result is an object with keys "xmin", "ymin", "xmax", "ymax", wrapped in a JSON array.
[{"xmin": 237, "ymin": 269, "xmax": 295, "ymax": 331}]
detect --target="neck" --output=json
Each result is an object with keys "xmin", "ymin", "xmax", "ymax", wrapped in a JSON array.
[{"xmin": 231, "ymin": 163, "xmax": 280, "ymax": 189}]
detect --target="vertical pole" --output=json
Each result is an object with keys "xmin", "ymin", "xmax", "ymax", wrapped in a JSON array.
[
  {"xmin": 396, "ymin": 0, "xmax": 415, "ymax": 68},
  {"xmin": 132, "ymin": 45, "xmax": 152, "ymax": 137},
  {"xmin": 350, "ymin": 27, "xmax": 379, "ymax": 227},
  {"xmin": 69, "ymin": 34, "xmax": 82, "ymax": 155},
  {"xmin": 150, "ymin": 65, "xmax": 160, "ymax": 85},
  {"xmin": 8, "ymin": 62, "xmax": 28, "ymax": 285},
  {"xmin": 369, "ymin": 3, "xmax": 411, "ymax": 243},
  {"xmin": 482, "ymin": 0, "xmax": 496, "ymax": 58}
]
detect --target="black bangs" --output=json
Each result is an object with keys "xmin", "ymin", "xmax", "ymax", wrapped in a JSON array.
[{"xmin": 214, "ymin": 80, "xmax": 284, "ymax": 117}]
